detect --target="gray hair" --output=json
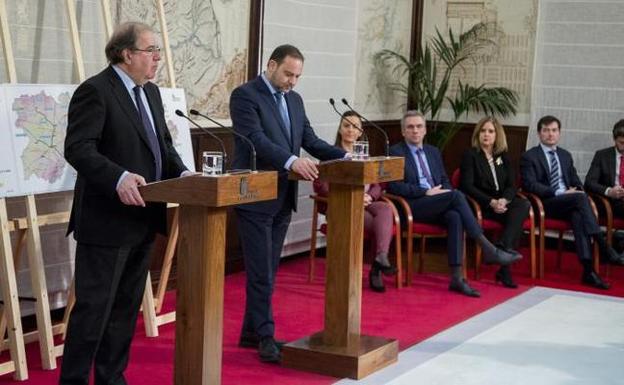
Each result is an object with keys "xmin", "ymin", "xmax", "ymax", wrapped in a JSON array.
[
  {"xmin": 105, "ymin": 22, "xmax": 154, "ymax": 64},
  {"xmin": 400, "ymin": 110, "xmax": 426, "ymax": 129}
]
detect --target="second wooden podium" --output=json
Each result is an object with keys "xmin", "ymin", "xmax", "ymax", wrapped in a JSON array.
[
  {"xmin": 139, "ymin": 171, "xmax": 276, "ymax": 385},
  {"xmin": 282, "ymin": 156, "xmax": 404, "ymax": 379}
]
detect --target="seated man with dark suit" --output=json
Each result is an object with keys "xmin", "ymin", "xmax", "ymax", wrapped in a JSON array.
[
  {"xmin": 585, "ymin": 119, "xmax": 624, "ymax": 219},
  {"xmin": 520, "ymin": 115, "xmax": 624, "ymax": 290},
  {"xmin": 388, "ymin": 110, "xmax": 521, "ymax": 298}
]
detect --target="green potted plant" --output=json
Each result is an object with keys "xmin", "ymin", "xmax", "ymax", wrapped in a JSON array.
[{"xmin": 375, "ymin": 22, "xmax": 519, "ymax": 149}]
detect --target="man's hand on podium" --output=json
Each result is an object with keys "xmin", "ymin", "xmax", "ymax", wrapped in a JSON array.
[
  {"xmin": 117, "ymin": 172, "xmax": 147, "ymax": 207},
  {"xmin": 291, "ymin": 158, "xmax": 319, "ymax": 181}
]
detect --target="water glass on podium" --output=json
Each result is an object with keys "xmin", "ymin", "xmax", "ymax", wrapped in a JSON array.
[
  {"xmin": 202, "ymin": 151, "xmax": 223, "ymax": 176},
  {"xmin": 353, "ymin": 141, "xmax": 369, "ymax": 160}
]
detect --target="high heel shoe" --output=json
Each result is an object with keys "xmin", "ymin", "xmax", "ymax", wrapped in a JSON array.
[
  {"xmin": 369, "ymin": 266, "xmax": 386, "ymax": 292},
  {"xmin": 372, "ymin": 260, "xmax": 397, "ymax": 276},
  {"xmin": 495, "ymin": 267, "xmax": 518, "ymax": 289}
]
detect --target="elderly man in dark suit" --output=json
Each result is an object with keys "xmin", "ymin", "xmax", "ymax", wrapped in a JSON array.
[
  {"xmin": 387, "ymin": 111, "xmax": 520, "ymax": 298},
  {"xmin": 61, "ymin": 22, "xmax": 189, "ymax": 385},
  {"xmin": 585, "ymin": 119, "xmax": 624, "ymax": 219},
  {"xmin": 520, "ymin": 115, "xmax": 623, "ymax": 290},
  {"xmin": 229, "ymin": 45, "xmax": 345, "ymax": 363}
]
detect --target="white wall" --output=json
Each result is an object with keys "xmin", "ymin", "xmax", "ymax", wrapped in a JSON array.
[{"xmin": 529, "ymin": 0, "xmax": 624, "ymax": 178}]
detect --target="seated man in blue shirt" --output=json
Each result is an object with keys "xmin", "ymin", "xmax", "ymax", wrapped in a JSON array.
[
  {"xmin": 388, "ymin": 111, "xmax": 521, "ymax": 297},
  {"xmin": 520, "ymin": 115, "xmax": 624, "ymax": 290}
]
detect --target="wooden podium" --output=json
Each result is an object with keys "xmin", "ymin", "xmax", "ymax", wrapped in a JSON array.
[
  {"xmin": 282, "ymin": 156, "xmax": 404, "ymax": 379},
  {"xmin": 139, "ymin": 172, "xmax": 277, "ymax": 385}
]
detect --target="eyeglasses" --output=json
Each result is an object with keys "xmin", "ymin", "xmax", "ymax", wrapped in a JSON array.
[{"xmin": 132, "ymin": 46, "xmax": 161, "ymax": 55}]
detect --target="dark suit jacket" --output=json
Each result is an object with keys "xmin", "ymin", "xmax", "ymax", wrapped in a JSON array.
[
  {"xmin": 387, "ymin": 142, "xmax": 451, "ymax": 199},
  {"xmin": 460, "ymin": 148, "xmax": 516, "ymax": 207},
  {"xmin": 64, "ymin": 66, "xmax": 187, "ymax": 246},
  {"xmin": 520, "ymin": 145, "xmax": 583, "ymax": 198},
  {"xmin": 229, "ymin": 76, "xmax": 345, "ymax": 214},
  {"xmin": 585, "ymin": 146, "xmax": 617, "ymax": 195}
]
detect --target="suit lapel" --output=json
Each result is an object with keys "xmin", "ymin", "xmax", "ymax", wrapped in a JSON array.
[
  {"xmin": 423, "ymin": 145, "xmax": 440, "ymax": 185},
  {"xmin": 107, "ymin": 68, "xmax": 153, "ymax": 153},
  {"xmin": 144, "ymin": 84, "xmax": 166, "ymax": 159},
  {"xmin": 536, "ymin": 146, "xmax": 550, "ymax": 181},
  {"xmin": 477, "ymin": 151, "xmax": 496, "ymax": 189},
  {"xmin": 254, "ymin": 78, "xmax": 292, "ymax": 147},
  {"xmin": 401, "ymin": 142, "xmax": 419, "ymax": 182},
  {"xmin": 556, "ymin": 148, "xmax": 570, "ymax": 187},
  {"xmin": 608, "ymin": 147, "xmax": 617, "ymax": 183}
]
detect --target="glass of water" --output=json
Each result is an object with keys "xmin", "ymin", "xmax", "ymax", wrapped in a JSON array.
[
  {"xmin": 202, "ymin": 151, "xmax": 223, "ymax": 176},
  {"xmin": 353, "ymin": 141, "xmax": 369, "ymax": 160}
]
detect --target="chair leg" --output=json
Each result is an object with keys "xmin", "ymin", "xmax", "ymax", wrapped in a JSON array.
[
  {"xmin": 418, "ymin": 236, "xmax": 426, "ymax": 274},
  {"xmin": 309, "ymin": 224, "xmax": 318, "ymax": 283},
  {"xmin": 406, "ymin": 233, "xmax": 413, "ymax": 287},
  {"xmin": 529, "ymin": 227, "xmax": 536, "ymax": 279},
  {"xmin": 474, "ymin": 243, "xmax": 482, "ymax": 280},
  {"xmin": 394, "ymin": 230, "xmax": 402, "ymax": 289},
  {"xmin": 539, "ymin": 229, "xmax": 545, "ymax": 279},
  {"xmin": 556, "ymin": 231, "xmax": 564, "ymax": 271}
]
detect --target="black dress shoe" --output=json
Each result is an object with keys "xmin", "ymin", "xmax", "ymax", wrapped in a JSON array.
[
  {"xmin": 372, "ymin": 260, "xmax": 397, "ymax": 276},
  {"xmin": 449, "ymin": 278, "xmax": 481, "ymax": 297},
  {"xmin": 600, "ymin": 247, "xmax": 624, "ymax": 265},
  {"xmin": 495, "ymin": 267, "xmax": 518, "ymax": 289},
  {"xmin": 581, "ymin": 271, "xmax": 610, "ymax": 290},
  {"xmin": 239, "ymin": 334, "xmax": 285, "ymax": 349},
  {"xmin": 258, "ymin": 336, "xmax": 281, "ymax": 363},
  {"xmin": 369, "ymin": 267, "xmax": 386, "ymax": 292},
  {"xmin": 483, "ymin": 246, "xmax": 522, "ymax": 266}
]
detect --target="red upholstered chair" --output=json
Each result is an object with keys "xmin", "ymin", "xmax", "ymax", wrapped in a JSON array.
[
  {"xmin": 521, "ymin": 186, "xmax": 600, "ymax": 279},
  {"xmin": 590, "ymin": 193, "xmax": 624, "ymax": 247},
  {"xmin": 308, "ymin": 194, "xmax": 403, "ymax": 288},
  {"xmin": 382, "ymin": 193, "xmax": 466, "ymax": 286},
  {"xmin": 450, "ymin": 169, "xmax": 537, "ymax": 279}
]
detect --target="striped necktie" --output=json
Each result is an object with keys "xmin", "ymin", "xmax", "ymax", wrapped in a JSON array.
[{"xmin": 548, "ymin": 150, "xmax": 560, "ymax": 191}]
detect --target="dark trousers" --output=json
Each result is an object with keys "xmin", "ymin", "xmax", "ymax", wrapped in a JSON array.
[
  {"xmin": 59, "ymin": 237, "xmax": 154, "ymax": 385},
  {"xmin": 236, "ymin": 204, "xmax": 292, "ymax": 338},
  {"xmin": 610, "ymin": 198, "xmax": 624, "ymax": 218},
  {"xmin": 542, "ymin": 193, "xmax": 601, "ymax": 261},
  {"xmin": 482, "ymin": 197, "xmax": 531, "ymax": 249},
  {"xmin": 407, "ymin": 190, "xmax": 482, "ymax": 266}
]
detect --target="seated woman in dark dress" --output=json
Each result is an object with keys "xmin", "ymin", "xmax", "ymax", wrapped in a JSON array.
[{"xmin": 459, "ymin": 116, "xmax": 530, "ymax": 288}]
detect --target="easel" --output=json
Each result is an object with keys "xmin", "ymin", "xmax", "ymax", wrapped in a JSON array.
[{"xmin": 0, "ymin": 0, "xmax": 92, "ymax": 373}]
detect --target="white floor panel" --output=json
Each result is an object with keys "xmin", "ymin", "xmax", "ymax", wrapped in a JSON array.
[{"xmin": 336, "ymin": 288, "xmax": 624, "ymax": 385}]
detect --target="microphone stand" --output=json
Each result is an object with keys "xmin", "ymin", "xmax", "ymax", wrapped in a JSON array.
[
  {"xmin": 175, "ymin": 109, "xmax": 227, "ymax": 174},
  {"xmin": 190, "ymin": 109, "xmax": 257, "ymax": 173},
  {"xmin": 341, "ymin": 98, "xmax": 390, "ymax": 157}
]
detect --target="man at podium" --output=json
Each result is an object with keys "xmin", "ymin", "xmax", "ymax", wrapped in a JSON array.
[
  {"xmin": 61, "ymin": 22, "xmax": 190, "ymax": 384},
  {"xmin": 230, "ymin": 44, "xmax": 345, "ymax": 363}
]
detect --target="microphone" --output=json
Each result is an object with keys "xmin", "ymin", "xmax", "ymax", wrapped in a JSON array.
[
  {"xmin": 328, "ymin": 98, "xmax": 367, "ymax": 141},
  {"xmin": 189, "ymin": 109, "xmax": 256, "ymax": 172},
  {"xmin": 175, "ymin": 109, "xmax": 227, "ymax": 174},
  {"xmin": 341, "ymin": 98, "xmax": 389, "ymax": 156}
]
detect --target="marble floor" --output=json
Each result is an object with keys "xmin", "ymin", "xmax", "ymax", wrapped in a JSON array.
[{"xmin": 337, "ymin": 287, "xmax": 624, "ymax": 385}]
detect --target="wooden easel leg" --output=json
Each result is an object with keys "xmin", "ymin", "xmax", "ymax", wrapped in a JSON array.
[
  {"xmin": 24, "ymin": 195, "xmax": 56, "ymax": 369},
  {"xmin": 0, "ymin": 228, "xmax": 26, "ymax": 352},
  {"xmin": 60, "ymin": 278, "xmax": 75, "ymax": 340},
  {"xmin": 142, "ymin": 272, "xmax": 159, "ymax": 337},
  {"xmin": 155, "ymin": 207, "xmax": 179, "ymax": 314},
  {"xmin": 0, "ymin": 198, "xmax": 28, "ymax": 380}
]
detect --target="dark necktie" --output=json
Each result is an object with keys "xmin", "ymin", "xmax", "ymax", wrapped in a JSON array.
[
  {"xmin": 133, "ymin": 86, "xmax": 162, "ymax": 181},
  {"xmin": 416, "ymin": 148, "xmax": 434, "ymax": 187},
  {"xmin": 274, "ymin": 91, "xmax": 291, "ymax": 140},
  {"xmin": 619, "ymin": 155, "xmax": 624, "ymax": 187},
  {"xmin": 548, "ymin": 150, "xmax": 560, "ymax": 191}
]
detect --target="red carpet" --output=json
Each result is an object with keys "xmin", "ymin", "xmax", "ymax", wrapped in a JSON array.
[{"xmin": 2, "ymin": 251, "xmax": 622, "ymax": 384}]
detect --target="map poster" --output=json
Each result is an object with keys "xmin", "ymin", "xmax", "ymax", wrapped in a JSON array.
[
  {"xmin": 4, "ymin": 84, "xmax": 78, "ymax": 197},
  {"xmin": 0, "ymin": 86, "xmax": 20, "ymax": 197},
  {"xmin": 160, "ymin": 88, "xmax": 196, "ymax": 172}
]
